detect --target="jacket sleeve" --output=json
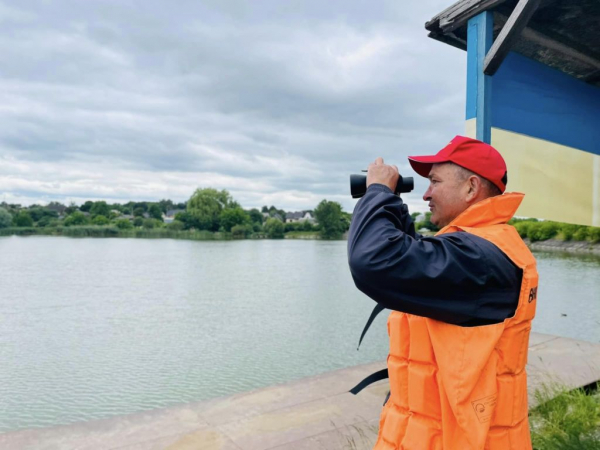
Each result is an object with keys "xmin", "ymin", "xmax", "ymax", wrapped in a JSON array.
[{"xmin": 347, "ymin": 184, "xmax": 521, "ymax": 326}]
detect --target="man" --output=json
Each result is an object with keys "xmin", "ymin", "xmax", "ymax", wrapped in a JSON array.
[{"xmin": 348, "ymin": 136, "xmax": 538, "ymax": 450}]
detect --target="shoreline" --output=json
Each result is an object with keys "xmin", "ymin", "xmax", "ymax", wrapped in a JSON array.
[
  {"xmin": 2, "ymin": 229, "xmax": 599, "ymax": 255},
  {"xmin": 525, "ymin": 238, "xmax": 600, "ymax": 255}
]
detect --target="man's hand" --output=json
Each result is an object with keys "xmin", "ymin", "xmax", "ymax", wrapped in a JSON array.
[{"xmin": 367, "ymin": 157, "xmax": 399, "ymax": 192}]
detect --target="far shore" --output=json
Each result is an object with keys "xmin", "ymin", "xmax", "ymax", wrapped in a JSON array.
[{"xmin": 2, "ymin": 227, "xmax": 599, "ymax": 256}]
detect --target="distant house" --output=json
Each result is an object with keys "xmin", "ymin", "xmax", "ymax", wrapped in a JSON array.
[
  {"xmin": 285, "ymin": 211, "xmax": 315, "ymax": 224},
  {"xmin": 163, "ymin": 209, "xmax": 184, "ymax": 224}
]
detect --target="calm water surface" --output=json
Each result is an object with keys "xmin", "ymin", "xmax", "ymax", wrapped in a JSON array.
[{"xmin": 0, "ymin": 236, "xmax": 598, "ymax": 432}]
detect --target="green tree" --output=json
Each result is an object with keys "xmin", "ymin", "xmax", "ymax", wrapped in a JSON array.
[
  {"xmin": 248, "ymin": 208, "xmax": 263, "ymax": 225},
  {"xmin": 219, "ymin": 207, "xmax": 251, "ymax": 232},
  {"xmin": 13, "ymin": 211, "xmax": 34, "ymax": 227},
  {"xmin": 80, "ymin": 201, "xmax": 94, "ymax": 212},
  {"xmin": 92, "ymin": 215, "xmax": 110, "ymax": 225},
  {"xmin": 64, "ymin": 211, "xmax": 89, "ymax": 226},
  {"xmin": 174, "ymin": 211, "xmax": 198, "ymax": 230},
  {"xmin": 133, "ymin": 217, "xmax": 144, "ymax": 227},
  {"xmin": 158, "ymin": 199, "xmax": 174, "ymax": 213},
  {"xmin": 90, "ymin": 201, "xmax": 110, "ymax": 218},
  {"xmin": 115, "ymin": 219, "xmax": 133, "ymax": 230},
  {"xmin": 133, "ymin": 207, "xmax": 145, "ymax": 218},
  {"xmin": 148, "ymin": 204, "xmax": 164, "ymax": 221},
  {"xmin": 64, "ymin": 202, "xmax": 78, "ymax": 215},
  {"xmin": 0, "ymin": 207, "xmax": 12, "ymax": 228},
  {"xmin": 28, "ymin": 207, "xmax": 57, "ymax": 223},
  {"xmin": 187, "ymin": 188, "xmax": 235, "ymax": 231},
  {"xmin": 263, "ymin": 217, "xmax": 284, "ymax": 238},
  {"xmin": 314, "ymin": 200, "xmax": 346, "ymax": 239},
  {"xmin": 268, "ymin": 205, "xmax": 286, "ymax": 221}
]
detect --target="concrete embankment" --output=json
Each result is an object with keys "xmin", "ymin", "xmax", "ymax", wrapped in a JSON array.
[
  {"xmin": 2, "ymin": 332, "xmax": 599, "ymax": 450},
  {"xmin": 525, "ymin": 238, "xmax": 600, "ymax": 255}
]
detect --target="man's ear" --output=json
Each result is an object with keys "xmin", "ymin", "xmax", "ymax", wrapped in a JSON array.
[{"xmin": 466, "ymin": 176, "xmax": 480, "ymax": 202}]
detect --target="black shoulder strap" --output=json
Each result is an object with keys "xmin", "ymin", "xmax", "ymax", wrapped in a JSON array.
[
  {"xmin": 349, "ymin": 368, "xmax": 389, "ymax": 395},
  {"xmin": 356, "ymin": 302, "xmax": 386, "ymax": 350},
  {"xmin": 350, "ymin": 303, "xmax": 389, "ymax": 395}
]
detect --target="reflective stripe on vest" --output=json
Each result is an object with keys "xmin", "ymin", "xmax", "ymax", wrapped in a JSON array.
[{"xmin": 374, "ymin": 193, "xmax": 538, "ymax": 450}]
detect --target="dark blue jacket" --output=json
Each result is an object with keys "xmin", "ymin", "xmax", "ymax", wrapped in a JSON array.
[{"xmin": 348, "ymin": 184, "xmax": 521, "ymax": 327}]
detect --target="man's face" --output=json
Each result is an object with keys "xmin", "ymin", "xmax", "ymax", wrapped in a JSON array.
[{"xmin": 422, "ymin": 163, "xmax": 469, "ymax": 228}]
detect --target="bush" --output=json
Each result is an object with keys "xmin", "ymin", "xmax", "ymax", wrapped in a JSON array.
[
  {"xmin": 263, "ymin": 217, "xmax": 284, "ymax": 239},
  {"xmin": 166, "ymin": 220, "xmax": 185, "ymax": 231},
  {"xmin": 231, "ymin": 224, "xmax": 252, "ymax": 239},
  {"xmin": 573, "ymin": 227, "xmax": 588, "ymax": 241},
  {"xmin": 527, "ymin": 221, "xmax": 559, "ymax": 242},
  {"xmin": 36, "ymin": 216, "xmax": 57, "ymax": 228},
  {"xmin": 588, "ymin": 227, "xmax": 600, "ymax": 243},
  {"xmin": 115, "ymin": 219, "xmax": 133, "ymax": 230},
  {"xmin": 133, "ymin": 217, "xmax": 144, "ymax": 227},
  {"xmin": 142, "ymin": 218, "xmax": 157, "ymax": 229},
  {"xmin": 301, "ymin": 220, "xmax": 315, "ymax": 232},
  {"xmin": 64, "ymin": 211, "xmax": 89, "ymax": 226},
  {"xmin": 284, "ymin": 222, "xmax": 301, "ymax": 233},
  {"xmin": 92, "ymin": 215, "xmax": 110, "ymax": 226},
  {"xmin": 513, "ymin": 221, "xmax": 534, "ymax": 238},
  {"xmin": 559, "ymin": 223, "xmax": 580, "ymax": 241}
]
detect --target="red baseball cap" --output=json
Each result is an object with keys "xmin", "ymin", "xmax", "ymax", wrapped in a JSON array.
[{"xmin": 408, "ymin": 136, "xmax": 507, "ymax": 193}]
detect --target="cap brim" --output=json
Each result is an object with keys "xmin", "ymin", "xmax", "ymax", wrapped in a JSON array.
[{"xmin": 408, "ymin": 155, "xmax": 449, "ymax": 178}]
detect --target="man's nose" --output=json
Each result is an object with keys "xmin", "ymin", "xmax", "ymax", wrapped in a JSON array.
[{"xmin": 423, "ymin": 187, "xmax": 432, "ymax": 202}]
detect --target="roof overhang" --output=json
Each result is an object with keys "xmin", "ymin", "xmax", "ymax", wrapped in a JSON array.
[{"xmin": 425, "ymin": 0, "xmax": 600, "ymax": 86}]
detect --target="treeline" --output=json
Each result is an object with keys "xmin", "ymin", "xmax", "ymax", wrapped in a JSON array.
[
  {"xmin": 509, "ymin": 218, "xmax": 600, "ymax": 243},
  {"xmin": 0, "ymin": 188, "xmax": 352, "ymax": 240}
]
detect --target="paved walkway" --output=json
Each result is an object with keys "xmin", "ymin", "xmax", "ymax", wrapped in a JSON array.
[{"xmin": 2, "ymin": 333, "xmax": 600, "ymax": 450}]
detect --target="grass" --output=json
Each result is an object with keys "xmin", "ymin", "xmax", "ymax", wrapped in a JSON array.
[
  {"xmin": 284, "ymin": 231, "xmax": 321, "ymax": 239},
  {"xmin": 0, "ymin": 226, "xmax": 329, "ymax": 241},
  {"xmin": 530, "ymin": 383, "xmax": 600, "ymax": 450},
  {"xmin": 0, "ymin": 226, "xmax": 231, "ymax": 240}
]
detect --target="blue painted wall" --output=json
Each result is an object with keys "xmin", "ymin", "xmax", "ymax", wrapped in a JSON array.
[{"xmin": 491, "ymin": 52, "xmax": 600, "ymax": 156}]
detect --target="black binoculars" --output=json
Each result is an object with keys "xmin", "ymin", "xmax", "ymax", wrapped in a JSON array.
[{"xmin": 350, "ymin": 172, "xmax": 414, "ymax": 199}]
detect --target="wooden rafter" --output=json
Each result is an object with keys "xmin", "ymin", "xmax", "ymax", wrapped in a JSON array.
[
  {"xmin": 483, "ymin": 0, "xmax": 541, "ymax": 75},
  {"xmin": 495, "ymin": 13, "xmax": 600, "ymax": 72}
]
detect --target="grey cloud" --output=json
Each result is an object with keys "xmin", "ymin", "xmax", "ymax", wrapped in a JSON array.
[{"xmin": 0, "ymin": 0, "xmax": 465, "ymax": 211}]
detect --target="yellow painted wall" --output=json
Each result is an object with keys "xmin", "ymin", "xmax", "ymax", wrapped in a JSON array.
[{"xmin": 464, "ymin": 120, "xmax": 599, "ymax": 226}]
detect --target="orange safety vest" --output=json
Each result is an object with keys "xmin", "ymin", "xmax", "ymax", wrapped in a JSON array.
[{"xmin": 373, "ymin": 193, "xmax": 538, "ymax": 450}]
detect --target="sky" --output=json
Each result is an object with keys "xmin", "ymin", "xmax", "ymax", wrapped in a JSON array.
[{"xmin": 0, "ymin": 0, "xmax": 467, "ymax": 213}]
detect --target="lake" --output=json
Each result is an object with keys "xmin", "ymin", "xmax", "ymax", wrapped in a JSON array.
[{"xmin": 0, "ymin": 236, "xmax": 598, "ymax": 433}]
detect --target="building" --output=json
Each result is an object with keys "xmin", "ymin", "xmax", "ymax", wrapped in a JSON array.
[
  {"xmin": 163, "ymin": 209, "xmax": 184, "ymax": 224},
  {"xmin": 427, "ymin": 0, "xmax": 599, "ymax": 226},
  {"xmin": 285, "ymin": 211, "xmax": 315, "ymax": 224}
]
